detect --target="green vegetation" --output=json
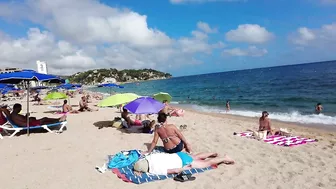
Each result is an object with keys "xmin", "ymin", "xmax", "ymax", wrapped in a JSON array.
[{"xmin": 67, "ymin": 68, "xmax": 172, "ymax": 84}]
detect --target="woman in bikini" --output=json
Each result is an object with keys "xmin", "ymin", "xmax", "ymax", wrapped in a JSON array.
[{"xmin": 146, "ymin": 113, "xmax": 192, "ymax": 154}]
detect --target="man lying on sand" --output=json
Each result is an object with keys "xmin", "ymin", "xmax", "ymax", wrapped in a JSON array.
[
  {"xmin": 10, "ymin": 103, "xmax": 67, "ymax": 127},
  {"xmin": 146, "ymin": 113, "xmax": 192, "ymax": 154},
  {"xmin": 62, "ymin": 100, "xmax": 79, "ymax": 114},
  {"xmin": 134, "ymin": 152, "xmax": 234, "ymax": 175}
]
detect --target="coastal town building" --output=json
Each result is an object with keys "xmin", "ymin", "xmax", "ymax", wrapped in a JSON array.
[{"xmin": 0, "ymin": 67, "xmax": 22, "ymax": 74}]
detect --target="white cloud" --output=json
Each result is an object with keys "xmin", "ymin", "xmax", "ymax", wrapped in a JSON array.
[
  {"xmin": 170, "ymin": 0, "xmax": 244, "ymax": 4},
  {"xmin": 0, "ymin": 0, "xmax": 171, "ymax": 48},
  {"xmin": 223, "ymin": 46, "xmax": 267, "ymax": 57},
  {"xmin": 197, "ymin": 21, "xmax": 218, "ymax": 33},
  {"xmin": 290, "ymin": 23, "xmax": 336, "ymax": 48},
  {"xmin": 0, "ymin": 0, "xmax": 224, "ymax": 75},
  {"xmin": 225, "ymin": 24, "xmax": 274, "ymax": 44}
]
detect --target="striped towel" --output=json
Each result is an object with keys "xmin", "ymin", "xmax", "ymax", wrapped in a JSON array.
[
  {"xmin": 235, "ymin": 131, "xmax": 317, "ymax": 147},
  {"xmin": 112, "ymin": 164, "xmax": 216, "ymax": 184}
]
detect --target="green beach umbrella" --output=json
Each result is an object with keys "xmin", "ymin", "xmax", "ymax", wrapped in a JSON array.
[
  {"xmin": 153, "ymin": 92, "xmax": 172, "ymax": 103},
  {"xmin": 98, "ymin": 93, "xmax": 139, "ymax": 107},
  {"xmin": 44, "ymin": 92, "xmax": 67, "ymax": 100}
]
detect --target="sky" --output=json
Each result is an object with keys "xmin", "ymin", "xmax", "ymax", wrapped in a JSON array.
[{"xmin": 0, "ymin": 0, "xmax": 335, "ymax": 76}]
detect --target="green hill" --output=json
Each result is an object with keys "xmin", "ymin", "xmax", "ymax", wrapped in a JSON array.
[{"xmin": 67, "ymin": 68, "xmax": 172, "ymax": 85}]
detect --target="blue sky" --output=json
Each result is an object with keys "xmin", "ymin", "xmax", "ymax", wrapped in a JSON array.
[{"xmin": 0, "ymin": 0, "xmax": 335, "ymax": 76}]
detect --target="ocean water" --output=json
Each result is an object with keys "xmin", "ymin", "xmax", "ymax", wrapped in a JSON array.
[{"xmin": 92, "ymin": 61, "xmax": 336, "ymax": 126}]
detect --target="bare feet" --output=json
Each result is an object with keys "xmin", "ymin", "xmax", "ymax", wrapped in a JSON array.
[{"xmin": 222, "ymin": 155, "xmax": 235, "ymax": 165}]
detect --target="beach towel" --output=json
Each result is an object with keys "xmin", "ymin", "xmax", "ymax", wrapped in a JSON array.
[
  {"xmin": 235, "ymin": 131, "xmax": 317, "ymax": 147},
  {"xmin": 112, "ymin": 163, "xmax": 216, "ymax": 184},
  {"xmin": 107, "ymin": 150, "xmax": 141, "ymax": 169}
]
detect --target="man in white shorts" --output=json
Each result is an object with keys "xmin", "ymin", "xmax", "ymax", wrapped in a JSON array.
[{"xmin": 134, "ymin": 152, "xmax": 234, "ymax": 175}]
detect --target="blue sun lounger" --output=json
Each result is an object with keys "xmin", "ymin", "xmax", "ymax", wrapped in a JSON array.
[{"xmin": 0, "ymin": 114, "xmax": 67, "ymax": 139}]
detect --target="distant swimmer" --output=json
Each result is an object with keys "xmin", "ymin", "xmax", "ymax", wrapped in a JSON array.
[
  {"xmin": 226, "ymin": 100, "xmax": 230, "ymax": 112},
  {"xmin": 315, "ymin": 103, "xmax": 323, "ymax": 114}
]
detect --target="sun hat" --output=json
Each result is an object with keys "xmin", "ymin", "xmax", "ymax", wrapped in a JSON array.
[{"xmin": 133, "ymin": 158, "xmax": 149, "ymax": 172}]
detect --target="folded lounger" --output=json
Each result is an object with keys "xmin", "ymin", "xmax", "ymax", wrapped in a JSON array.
[{"xmin": 0, "ymin": 115, "xmax": 67, "ymax": 139}]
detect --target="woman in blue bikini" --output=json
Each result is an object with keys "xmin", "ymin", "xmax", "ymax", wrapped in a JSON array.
[{"xmin": 146, "ymin": 113, "xmax": 192, "ymax": 154}]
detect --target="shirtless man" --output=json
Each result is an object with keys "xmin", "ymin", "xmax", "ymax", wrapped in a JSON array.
[
  {"xmin": 134, "ymin": 151, "xmax": 234, "ymax": 175},
  {"xmin": 62, "ymin": 100, "xmax": 79, "ymax": 113},
  {"xmin": 259, "ymin": 111, "xmax": 272, "ymax": 135},
  {"xmin": 315, "ymin": 103, "xmax": 323, "ymax": 114},
  {"xmin": 146, "ymin": 113, "xmax": 192, "ymax": 154},
  {"xmin": 10, "ymin": 103, "xmax": 66, "ymax": 127},
  {"xmin": 78, "ymin": 96, "xmax": 92, "ymax": 112}
]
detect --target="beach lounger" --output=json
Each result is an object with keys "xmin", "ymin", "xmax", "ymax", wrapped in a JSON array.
[{"xmin": 0, "ymin": 115, "xmax": 67, "ymax": 139}]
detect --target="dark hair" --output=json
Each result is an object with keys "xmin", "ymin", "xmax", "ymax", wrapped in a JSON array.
[
  {"xmin": 123, "ymin": 107, "xmax": 127, "ymax": 112},
  {"xmin": 13, "ymin": 103, "xmax": 22, "ymax": 110},
  {"xmin": 157, "ymin": 112, "xmax": 167, "ymax": 123},
  {"xmin": 317, "ymin": 103, "xmax": 321, "ymax": 106},
  {"xmin": 262, "ymin": 111, "xmax": 269, "ymax": 116},
  {"xmin": 162, "ymin": 100, "xmax": 167, "ymax": 103},
  {"xmin": 64, "ymin": 100, "xmax": 68, "ymax": 104}
]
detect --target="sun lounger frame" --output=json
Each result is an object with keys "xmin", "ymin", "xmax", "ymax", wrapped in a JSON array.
[{"xmin": 0, "ymin": 115, "xmax": 67, "ymax": 139}]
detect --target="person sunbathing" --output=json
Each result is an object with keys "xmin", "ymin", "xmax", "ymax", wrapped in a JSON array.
[
  {"xmin": 146, "ymin": 113, "xmax": 192, "ymax": 154},
  {"xmin": 159, "ymin": 100, "xmax": 177, "ymax": 116},
  {"xmin": 62, "ymin": 100, "xmax": 79, "ymax": 114},
  {"xmin": 259, "ymin": 111, "xmax": 272, "ymax": 135},
  {"xmin": 78, "ymin": 96, "xmax": 92, "ymax": 112},
  {"xmin": 10, "ymin": 103, "xmax": 66, "ymax": 127},
  {"xmin": 121, "ymin": 108, "xmax": 142, "ymax": 127},
  {"xmin": 134, "ymin": 152, "xmax": 234, "ymax": 175}
]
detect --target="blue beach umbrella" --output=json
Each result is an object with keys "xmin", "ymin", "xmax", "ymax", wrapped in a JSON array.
[
  {"xmin": 0, "ymin": 70, "xmax": 62, "ymax": 135},
  {"xmin": 97, "ymin": 83, "xmax": 124, "ymax": 95}
]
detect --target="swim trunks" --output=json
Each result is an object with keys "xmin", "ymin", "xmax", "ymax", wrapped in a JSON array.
[{"xmin": 176, "ymin": 152, "xmax": 193, "ymax": 167}]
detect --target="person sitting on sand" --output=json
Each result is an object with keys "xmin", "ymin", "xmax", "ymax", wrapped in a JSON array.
[
  {"xmin": 10, "ymin": 103, "xmax": 66, "ymax": 127},
  {"xmin": 146, "ymin": 113, "xmax": 192, "ymax": 154},
  {"xmin": 159, "ymin": 100, "xmax": 177, "ymax": 116},
  {"xmin": 134, "ymin": 152, "xmax": 234, "ymax": 175},
  {"xmin": 315, "ymin": 103, "xmax": 323, "ymax": 114},
  {"xmin": 34, "ymin": 93, "xmax": 42, "ymax": 105},
  {"xmin": 121, "ymin": 108, "xmax": 142, "ymax": 127},
  {"xmin": 78, "ymin": 96, "xmax": 92, "ymax": 112},
  {"xmin": 62, "ymin": 100, "xmax": 79, "ymax": 114},
  {"xmin": 259, "ymin": 111, "xmax": 272, "ymax": 135}
]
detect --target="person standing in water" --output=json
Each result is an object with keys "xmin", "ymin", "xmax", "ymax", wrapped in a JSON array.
[
  {"xmin": 315, "ymin": 103, "xmax": 323, "ymax": 114},
  {"xmin": 226, "ymin": 100, "xmax": 230, "ymax": 112}
]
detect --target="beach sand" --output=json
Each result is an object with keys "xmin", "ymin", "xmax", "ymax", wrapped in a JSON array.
[{"xmin": 0, "ymin": 95, "xmax": 335, "ymax": 189}]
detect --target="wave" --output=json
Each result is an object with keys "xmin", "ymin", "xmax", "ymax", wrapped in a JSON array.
[{"xmin": 181, "ymin": 104, "xmax": 336, "ymax": 126}]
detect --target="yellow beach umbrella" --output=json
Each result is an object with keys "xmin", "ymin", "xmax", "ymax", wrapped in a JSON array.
[
  {"xmin": 98, "ymin": 93, "xmax": 139, "ymax": 107},
  {"xmin": 153, "ymin": 92, "xmax": 172, "ymax": 103}
]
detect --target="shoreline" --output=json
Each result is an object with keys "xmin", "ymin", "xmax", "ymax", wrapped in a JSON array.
[{"xmin": 176, "ymin": 105, "xmax": 336, "ymax": 140}]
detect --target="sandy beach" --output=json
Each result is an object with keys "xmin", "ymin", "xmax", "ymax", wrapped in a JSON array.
[{"xmin": 0, "ymin": 95, "xmax": 335, "ymax": 189}]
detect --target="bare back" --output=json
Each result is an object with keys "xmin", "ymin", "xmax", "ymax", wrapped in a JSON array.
[
  {"xmin": 259, "ymin": 117, "xmax": 271, "ymax": 132},
  {"xmin": 156, "ymin": 124, "xmax": 181, "ymax": 149}
]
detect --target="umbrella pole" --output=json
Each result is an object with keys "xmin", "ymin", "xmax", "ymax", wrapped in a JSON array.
[{"xmin": 26, "ymin": 81, "xmax": 30, "ymax": 136}]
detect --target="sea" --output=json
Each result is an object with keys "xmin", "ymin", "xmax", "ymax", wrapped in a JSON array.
[{"xmin": 91, "ymin": 60, "xmax": 336, "ymax": 127}]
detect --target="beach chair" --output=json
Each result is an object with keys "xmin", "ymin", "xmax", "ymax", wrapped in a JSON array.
[{"xmin": 0, "ymin": 115, "xmax": 67, "ymax": 139}]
